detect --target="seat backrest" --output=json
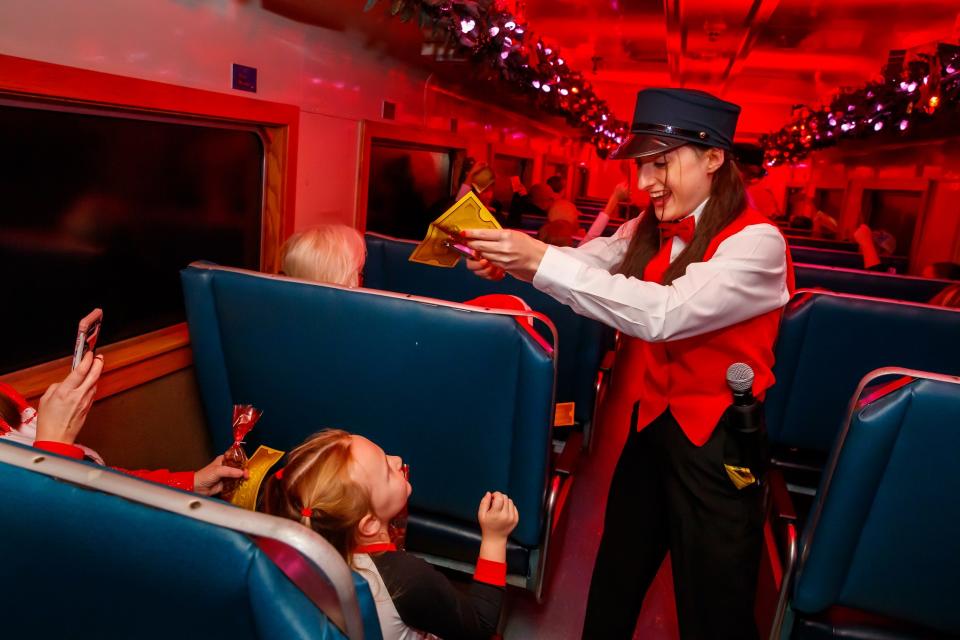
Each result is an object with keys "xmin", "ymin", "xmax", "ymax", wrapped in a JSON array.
[
  {"xmin": 364, "ymin": 232, "xmax": 607, "ymax": 428},
  {"xmin": 792, "ymin": 371, "xmax": 960, "ymax": 636},
  {"xmin": 181, "ymin": 263, "xmax": 555, "ymax": 547},
  {"xmin": 0, "ymin": 439, "xmax": 378, "ymax": 640},
  {"xmin": 786, "ymin": 236, "xmax": 859, "ymax": 252},
  {"xmin": 795, "ymin": 263, "xmax": 952, "ymax": 303},
  {"xmin": 767, "ymin": 291, "xmax": 960, "ymax": 452},
  {"xmin": 789, "ymin": 246, "xmax": 865, "ymax": 269},
  {"xmin": 789, "ymin": 246, "xmax": 909, "ymax": 273}
]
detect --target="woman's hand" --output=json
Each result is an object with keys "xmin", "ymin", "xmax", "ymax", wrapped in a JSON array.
[
  {"xmin": 193, "ymin": 455, "xmax": 248, "ymax": 496},
  {"xmin": 463, "ymin": 229, "xmax": 549, "ymax": 282},
  {"xmin": 36, "ymin": 352, "xmax": 104, "ymax": 446},
  {"xmin": 464, "ymin": 257, "xmax": 506, "ymax": 281}
]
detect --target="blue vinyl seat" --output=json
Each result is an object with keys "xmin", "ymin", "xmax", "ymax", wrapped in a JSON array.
[
  {"xmin": 180, "ymin": 262, "xmax": 562, "ymax": 598},
  {"xmin": 0, "ymin": 438, "xmax": 379, "ymax": 640},
  {"xmin": 766, "ymin": 291, "xmax": 960, "ymax": 458},
  {"xmin": 363, "ymin": 232, "xmax": 610, "ymax": 444},
  {"xmin": 794, "ymin": 264, "xmax": 951, "ymax": 303},
  {"xmin": 771, "ymin": 370, "xmax": 960, "ymax": 639},
  {"xmin": 789, "ymin": 247, "xmax": 908, "ymax": 272}
]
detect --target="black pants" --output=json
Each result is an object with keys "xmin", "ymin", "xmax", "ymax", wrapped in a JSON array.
[{"xmin": 581, "ymin": 408, "xmax": 764, "ymax": 640}]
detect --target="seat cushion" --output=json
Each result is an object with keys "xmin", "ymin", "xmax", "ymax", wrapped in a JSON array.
[{"xmin": 407, "ymin": 510, "xmax": 532, "ymax": 579}]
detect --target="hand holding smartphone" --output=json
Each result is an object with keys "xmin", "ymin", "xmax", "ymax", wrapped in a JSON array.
[
  {"xmin": 72, "ymin": 308, "xmax": 103, "ymax": 370},
  {"xmin": 443, "ymin": 239, "xmax": 480, "ymax": 261}
]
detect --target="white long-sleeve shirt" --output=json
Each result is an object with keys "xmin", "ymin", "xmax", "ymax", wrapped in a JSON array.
[{"xmin": 532, "ymin": 199, "xmax": 790, "ymax": 342}]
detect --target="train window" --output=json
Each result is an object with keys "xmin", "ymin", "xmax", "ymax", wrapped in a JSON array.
[
  {"xmin": 814, "ymin": 188, "xmax": 844, "ymax": 219},
  {"xmin": 784, "ymin": 186, "xmax": 806, "ymax": 219},
  {"xmin": 0, "ymin": 102, "xmax": 264, "ymax": 374},
  {"xmin": 572, "ymin": 165, "xmax": 589, "ymax": 199},
  {"xmin": 862, "ymin": 188, "xmax": 923, "ymax": 257},
  {"xmin": 365, "ymin": 140, "xmax": 455, "ymax": 240}
]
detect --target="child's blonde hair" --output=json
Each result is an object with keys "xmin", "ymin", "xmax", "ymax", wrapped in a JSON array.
[
  {"xmin": 281, "ymin": 224, "xmax": 366, "ymax": 287},
  {"xmin": 260, "ymin": 429, "xmax": 372, "ymax": 563}
]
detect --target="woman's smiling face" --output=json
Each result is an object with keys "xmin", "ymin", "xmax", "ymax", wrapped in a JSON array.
[{"xmin": 636, "ymin": 144, "xmax": 723, "ymax": 221}]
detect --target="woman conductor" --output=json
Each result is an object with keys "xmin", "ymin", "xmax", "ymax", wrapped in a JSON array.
[{"xmin": 463, "ymin": 88, "xmax": 794, "ymax": 639}]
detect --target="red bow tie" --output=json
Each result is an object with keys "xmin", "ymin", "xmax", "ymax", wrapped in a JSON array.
[{"xmin": 658, "ymin": 216, "xmax": 695, "ymax": 243}]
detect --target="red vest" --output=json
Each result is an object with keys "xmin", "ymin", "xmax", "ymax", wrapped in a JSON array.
[{"xmin": 620, "ymin": 208, "xmax": 795, "ymax": 445}]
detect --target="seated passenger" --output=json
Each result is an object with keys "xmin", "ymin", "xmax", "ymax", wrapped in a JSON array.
[
  {"xmin": 929, "ymin": 283, "xmax": 960, "ymax": 308},
  {"xmin": 508, "ymin": 182, "xmax": 555, "ymax": 228},
  {"xmin": 853, "ymin": 223, "xmax": 885, "ymax": 271},
  {"xmin": 261, "ymin": 429, "xmax": 517, "ymax": 640},
  {"xmin": 283, "ymin": 221, "xmax": 545, "ymax": 338},
  {"xmin": 538, "ymin": 218, "xmax": 578, "ymax": 247},
  {"xmin": 0, "ymin": 352, "xmax": 245, "ymax": 495},
  {"xmin": 451, "ymin": 162, "xmax": 504, "ymax": 225},
  {"xmin": 579, "ymin": 181, "xmax": 632, "ymax": 246},
  {"xmin": 281, "ymin": 224, "xmax": 367, "ymax": 287},
  {"xmin": 922, "ymin": 261, "xmax": 960, "ymax": 281},
  {"xmin": 545, "ymin": 195, "xmax": 581, "ymax": 229}
]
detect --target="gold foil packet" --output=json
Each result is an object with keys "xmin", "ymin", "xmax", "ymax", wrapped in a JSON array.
[
  {"xmin": 227, "ymin": 445, "xmax": 285, "ymax": 510},
  {"xmin": 409, "ymin": 191, "xmax": 502, "ymax": 267}
]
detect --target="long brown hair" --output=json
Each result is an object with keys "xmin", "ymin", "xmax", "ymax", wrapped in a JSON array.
[
  {"xmin": 616, "ymin": 144, "xmax": 747, "ymax": 285},
  {"xmin": 260, "ymin": 429, "xmax": 372, "ymax": 563}
]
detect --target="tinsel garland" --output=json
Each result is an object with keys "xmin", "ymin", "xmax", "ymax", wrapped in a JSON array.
[
  {"xmin": 363, "ymin": 0, "xmax": 628, "ymax": 157},
  {"xmin": 760, "ymin": 44, "xmax": 960, "ymax": 166}
]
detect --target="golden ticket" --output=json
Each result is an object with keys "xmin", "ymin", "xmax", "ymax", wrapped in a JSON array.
[{"xmin": 409, "ymin": 191, "xmax": 502, "ymax": 267}]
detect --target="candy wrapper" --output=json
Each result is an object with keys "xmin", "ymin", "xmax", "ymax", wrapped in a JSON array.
[{"xmin": 220, "ymin": 404, "xmax": 262, "ymax": 501}]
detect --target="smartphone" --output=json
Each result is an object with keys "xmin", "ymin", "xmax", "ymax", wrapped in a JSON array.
[
  {"xmin": 470, "ymin": 166, "xmax": 495, "ymax": 194},
  {"xmin": 443, "ymin": 239, "xmax": 479, "ymax": 260},
  {"xmin": 72, "ymin": 308, "xmax": 103, "ymax": 370}
]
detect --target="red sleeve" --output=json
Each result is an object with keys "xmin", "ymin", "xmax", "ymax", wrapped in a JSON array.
[
  {"xmin": 33, "ymin": 440, "xmax": 85, "ymax": 460},
  {"xmin": 31, "ymin": 440, "xmax": 195, "ymax": 491},
  {"xmin": 473, "ymin": 558, "xmax": 507, "ymax": 587},
  {"xmin": 0, "ymin": 382, "xmax": 30, "ymax": 411},
  {"xmin": 114, "ymin": 468, "xmax": 195, "ymax": 492}
]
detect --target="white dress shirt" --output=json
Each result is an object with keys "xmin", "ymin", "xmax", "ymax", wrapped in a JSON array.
[{"xmin": 532, "ymin": 199, "xmax": 790, "ymax": 342}]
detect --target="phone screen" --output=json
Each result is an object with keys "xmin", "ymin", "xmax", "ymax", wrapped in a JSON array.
[
  {"xmin": 72, "ymin": 308, "xmax": 103, "ymax": 370},
  {"xmin": 443, "ymin": 240, "xmax": 479, "ymax": 260}
]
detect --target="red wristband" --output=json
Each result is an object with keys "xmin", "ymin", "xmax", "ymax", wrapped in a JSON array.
[
  {"xmin": 473, "ymin": 558, "xmax": 507, "ymax": 586},
  {"xmin": 33, "ymin": 441, "xmax": 85, "ymax": 460}
]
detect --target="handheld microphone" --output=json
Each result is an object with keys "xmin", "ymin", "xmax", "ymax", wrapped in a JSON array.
[
  {"xmin": 725, "ymin": 362, "xmax": 762, "ymax": 434},
  {"xmin": 726, "ymin": 362, "xmax": 756, "ymax": 406}
]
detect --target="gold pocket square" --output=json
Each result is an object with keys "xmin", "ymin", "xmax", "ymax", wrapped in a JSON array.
[{"xmin": 724, "ymin": 464, "xmax": 757, "ymax": 490}]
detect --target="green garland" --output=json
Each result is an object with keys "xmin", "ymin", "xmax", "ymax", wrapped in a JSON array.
[
  {"xmin": 761, "ymin": 44, "xmax": 960, "ymax": 166},
  {"xmin": 363, "ymin": 0, "xmax": 628, "ymax": 157}
]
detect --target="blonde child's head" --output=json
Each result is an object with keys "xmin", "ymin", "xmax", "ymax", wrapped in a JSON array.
[
  {"xmin": 261, "ymin": 429, "xmax": 410, "ymax": 563},
  {"xmin": 281, "ymin": 225, "xmax": 366, "ymax": 287}
]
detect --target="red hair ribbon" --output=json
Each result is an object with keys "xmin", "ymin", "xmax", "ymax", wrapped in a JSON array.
[{"xmin": 301, "ymin": 506, "xmax": 312, "ymax": 518}]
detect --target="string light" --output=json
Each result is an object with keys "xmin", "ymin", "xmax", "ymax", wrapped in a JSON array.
[
  {"xmin": 761, "ymin": 44, "xmax": 960, "ymax": 166},
  {"xmin": 363, "ymin": 0, "xmax": 626, "ymax": 156}
]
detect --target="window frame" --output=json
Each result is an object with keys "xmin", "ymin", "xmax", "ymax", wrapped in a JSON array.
[{"xmin": 0, "ymin": 54, "xmax": 299, "ymax": 399}]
